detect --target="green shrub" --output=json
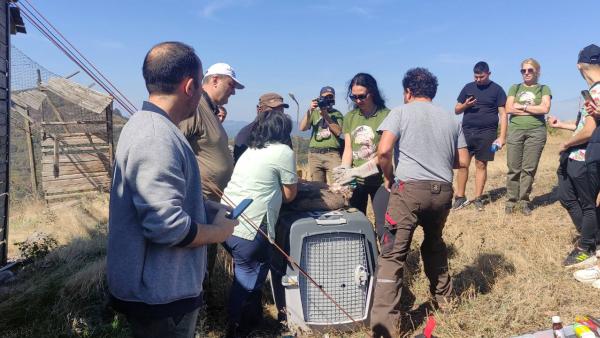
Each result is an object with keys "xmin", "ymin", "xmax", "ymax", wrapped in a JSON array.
[{"xmin": 14, "ymin": 232, "xmax": 58, "ymax": 261}]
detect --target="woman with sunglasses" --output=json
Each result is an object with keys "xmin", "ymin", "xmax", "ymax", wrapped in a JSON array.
[
  {"xmin": 505, "ymin": 58, "xmax": 552, "ymax": 215},
  {"xmin": 340, "ymin": 73, "xmax": 390, "ymax": 214}
]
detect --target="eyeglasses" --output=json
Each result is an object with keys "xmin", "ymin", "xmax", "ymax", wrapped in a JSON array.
[
  {"xmin": 520, "ymin": 68, "xmax": 536, "ymax": 75},
  {"xmin": 349, "ymin": 93, "xmax": 369, "ymax": 101}
]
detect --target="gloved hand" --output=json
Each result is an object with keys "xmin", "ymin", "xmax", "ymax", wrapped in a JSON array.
[
  {"xmin": 351, "ymin": 158, "xmax": 379, "ymax": 178},
  {"xmin": 334, "ymin": 168, "xmax": 356, "ymax": 185},
  {"xmin": 332, "ymin": 164, "xmax": 351, "ymax": 182},
  {"xmin": 333, "ymin": 159, "xmax": 379, "ymax": 185}
]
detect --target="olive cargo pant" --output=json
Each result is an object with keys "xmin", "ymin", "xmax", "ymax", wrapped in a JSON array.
[
  {"xmin": 370, "ymin": 181, "xmax": 453, "ymax": 338},
  {"xmin": 506, "ymin": 126, "xmax": 547, "ymax": 208}
]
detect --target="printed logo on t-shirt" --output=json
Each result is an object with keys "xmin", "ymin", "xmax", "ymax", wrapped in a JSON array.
[
  {"xmin": 352, "ymin": 125, "xmax": 376, "ymax": 160},
  {"xmin": 517, "ymin": 91, "xmax": 536, "ymax": 104},
  {"xmin": 315, "ymin": 118, "xmax": 332, "ymax": 141}
]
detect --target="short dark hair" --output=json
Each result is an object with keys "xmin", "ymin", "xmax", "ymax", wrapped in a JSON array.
[
  {"xmin": 347, "ymin": 73, "xmax": 386, "ymax": 110},
  {"xmin": 473, "ymin": 61, "xmax": 490, "ymax": 74},
  {"xmin": 247, "ymin": 110, "xmax": 292, "ymax": 149},
  {"xmin": 402, "ymin": 67, "xmax": 438, "ymax": 99},
  {"xmin": 142, "ymin": 41, "xmax": 201, "ymax": 94}
]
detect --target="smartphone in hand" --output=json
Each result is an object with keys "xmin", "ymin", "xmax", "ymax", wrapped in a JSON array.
[
  {"xmin": 582, "ymin": 90, "xmax": 594, "ymax": 102},
  {"xmin": 227, "ymin": 198, "xmax": 253, "ymax": 219}
]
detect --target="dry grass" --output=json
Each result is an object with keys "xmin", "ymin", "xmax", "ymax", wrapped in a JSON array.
[
  {"xmin": 426, "ymin": 129, "xmax": 588, "ymax": 338},
  {"xmin": 292, "ymin": 129, "xmax": 590, "ymax": 337},
  {"xmin": 7, "ymin": 194, "xmax": 109, "ymax": 258},
  {"xmin": 1, "ymin": 129, "xmax": 597, "ymax": 337},
  {"xmin": 0, "ymin": 194, "xmax": 124, "ymax": 337}
]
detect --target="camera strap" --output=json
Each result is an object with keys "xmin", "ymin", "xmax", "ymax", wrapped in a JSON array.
[{"xmin": 319, "ymin": 116, "xmax": 329, "ymax": 129}]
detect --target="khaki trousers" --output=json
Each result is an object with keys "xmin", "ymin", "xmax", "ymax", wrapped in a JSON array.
[{"xmin": 308, "ymin": 151, "xmax": 341, "ymax": 183}]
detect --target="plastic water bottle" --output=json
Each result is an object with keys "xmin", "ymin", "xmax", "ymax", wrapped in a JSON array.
[
  {"xmin": 552, "ymin": 316, "xmax": 565, "ymax": 338},
  {"xmin": 490, "ymin": 141, "xmax": 501, "ymax": 153}
]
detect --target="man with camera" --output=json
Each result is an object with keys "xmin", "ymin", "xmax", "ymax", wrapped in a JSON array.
[{"xmin": 299, "ymin": 86, "xmax": 344, "ymax": 183}]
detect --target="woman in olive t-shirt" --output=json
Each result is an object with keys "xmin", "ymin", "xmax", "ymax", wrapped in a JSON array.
[
  {"xmin": 341, "ymin": 73, "xmax": 390, "ymax": 214},
  {"xmin": 505, "ymin": 58, "xmax": 552, "ymax": 215}
]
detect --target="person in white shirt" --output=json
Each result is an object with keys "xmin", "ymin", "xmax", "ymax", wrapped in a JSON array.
[{"xmin": 221, "ymin": 95, "xmax": 298, "ymax": 337}]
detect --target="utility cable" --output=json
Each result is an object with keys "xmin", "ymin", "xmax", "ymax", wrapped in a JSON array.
[
  {"xmin": 15, "ymin": 3, "xmax": 136, "ymax": 114},
  {"xmin": 20, "ymin": 0, "xmax": 137, "ymax": 112},
  {"xmin": 17, "ymin": 5, "xmax": 135, "ymax": 114}
]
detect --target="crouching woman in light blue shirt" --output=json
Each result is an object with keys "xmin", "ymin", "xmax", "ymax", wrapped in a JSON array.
[{"xmin": 221, "ymin": 108, "xmax": 298, "ymax": 336}]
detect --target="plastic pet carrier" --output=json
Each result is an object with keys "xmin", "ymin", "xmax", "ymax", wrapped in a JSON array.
[{"xmin": 271, "ymin": 209, "xmax": 378, "ymax": 334}]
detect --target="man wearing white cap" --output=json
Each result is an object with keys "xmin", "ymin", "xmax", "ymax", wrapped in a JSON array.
[
  {"xmin": 179, "ymin": 62, "xmax": 244, "ymax": 276},
  {"xmin": 179, "ymin": 62, "xmax": 244, "ymax": 202}
]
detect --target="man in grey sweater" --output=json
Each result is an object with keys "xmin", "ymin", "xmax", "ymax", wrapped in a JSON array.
[{"xmin": 107, "ymin": 41, "xmax": 237, "ymax": 338}]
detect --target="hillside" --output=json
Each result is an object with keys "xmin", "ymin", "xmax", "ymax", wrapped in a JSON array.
[
  {"xmin": 223, "ymin": 119, "xmax": 311, "ymax": 139},
  {"xmin": 1, "ymin": 129, "xmax": 598, "ymax": 337}
]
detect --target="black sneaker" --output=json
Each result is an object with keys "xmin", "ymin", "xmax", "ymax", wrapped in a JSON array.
[
  {"xmin": 452, "ymin": 196, "xmax": 470, "ymax": 210},
  {"xmin": 564, "ymin": 247, "xmax": 596, "ymax": 268},
  {"xmin": 473, "ymin": 197, "xmax": 484, "ymax": 211}
]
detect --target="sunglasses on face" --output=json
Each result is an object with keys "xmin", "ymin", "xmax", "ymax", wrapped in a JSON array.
[
  {"xmin": 520, "ymin": 68, "xmax": 535, "ymax": 75},
  {"xmin": 349, "ymin": 93, "xmax": 369, "ymax": 101}
]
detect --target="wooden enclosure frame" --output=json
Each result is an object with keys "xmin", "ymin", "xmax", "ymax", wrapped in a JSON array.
[{"xmin": 11, "ymin": 77, "xmax": 114, "ymax": 202}]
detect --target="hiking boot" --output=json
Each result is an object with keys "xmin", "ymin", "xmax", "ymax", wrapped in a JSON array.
[
  {"xmin": 505, "ymin": 205, "xmax": 514, "ymax": 214},
  {"xmin": 574, "ymin": 266, "xmax": 600, "ymax": 284},
  {"xmin": 452, "ymin": 196, "xmax": 470, "ymax": 210},
  {"xmin": 520, "ymin": 204, "xmax": 532, "ymax": 216},
  {"xmin": 473, "ymin": 197, "xmax": 484, "ymax": 211},
  {"xmin": 564, "ymin": 247, "xmax": 597, "ymax": 268}
]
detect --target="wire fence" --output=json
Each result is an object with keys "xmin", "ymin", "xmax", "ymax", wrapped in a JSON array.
[
  {"xmin": 9, "ymin": 46, "xmax": 113, "ymax": 201},
  {"xmin": 11, "ymin": 46, "xmax": 59, "ymax": 91},
  {"xmin": 9, "ymin": 47, "xmax": 50, "ymax": 199}
]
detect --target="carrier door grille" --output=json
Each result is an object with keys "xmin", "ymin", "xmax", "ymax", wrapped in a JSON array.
[{"xmin": 299, "ymin": 232, "xmax": 369, "ymax": 323}]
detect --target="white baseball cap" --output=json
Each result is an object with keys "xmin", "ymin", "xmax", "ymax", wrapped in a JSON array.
[{"xmin": 204, "ymin": 62, "xmax": 245, "ymax": 89}]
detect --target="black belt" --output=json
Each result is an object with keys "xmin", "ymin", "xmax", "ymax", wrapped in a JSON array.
[{"xmin": 309, "ymin": 147, "xmax": 339, "ymax": 154}]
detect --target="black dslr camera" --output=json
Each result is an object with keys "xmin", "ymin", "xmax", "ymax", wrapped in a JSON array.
[{"xmin": 316, "ymin": 96, "xmax": 334, "ymax": 110}]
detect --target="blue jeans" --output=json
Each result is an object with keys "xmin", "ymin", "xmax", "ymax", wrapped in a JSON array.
[{"xmin": 223, "ymin": 227, "xmax": 272, "ymax": 329}]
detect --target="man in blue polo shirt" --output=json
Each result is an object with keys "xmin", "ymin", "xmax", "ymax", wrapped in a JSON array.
[{"xmin": 453, "ymin": 61, "xmax": 507, "ymax": 211}]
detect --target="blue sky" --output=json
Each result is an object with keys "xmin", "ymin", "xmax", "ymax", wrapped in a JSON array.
[{"xmin": 12, "ymin": 0, "xmax": 598, "ymax": 122}]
